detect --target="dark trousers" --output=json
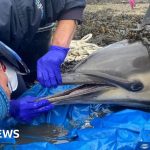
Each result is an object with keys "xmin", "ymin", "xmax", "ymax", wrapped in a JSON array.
[{"xmin": 19, "ymin": 30, "xmax": 52, "ymax": 84}]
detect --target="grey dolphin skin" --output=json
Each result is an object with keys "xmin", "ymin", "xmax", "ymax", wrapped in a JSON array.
[{"xmin": 42, "ymin": 40, "xmax": 150, "ymax": 108}]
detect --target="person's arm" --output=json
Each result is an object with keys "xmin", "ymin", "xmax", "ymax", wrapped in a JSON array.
[
  {"xmin": 37, "ymin": 1, "xmax": 86, "ymax": 88},
  {"xmin": 37, "ymin": 20, "xmax": 78, "ymax": 88},
  {"xmin": 51, "ymin": 20, "xmax": 77, "ymax": 48}
]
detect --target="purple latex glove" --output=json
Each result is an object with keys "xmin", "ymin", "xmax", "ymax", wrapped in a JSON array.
[
  {"xmin": 10, "ymin": 96, "xmax": 54, "ymax": 122},
  {"xmin": 37, "ymin": 45, "xmax": 69, "ymax": 87},
  {"xmin": 129, "ymin": 0, "xmax": 135, "ymax": 9}
]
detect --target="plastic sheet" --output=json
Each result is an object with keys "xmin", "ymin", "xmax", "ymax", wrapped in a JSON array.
[{"xmin": 2, "ymin": 84, "xmax": 150, "ymax": 150}]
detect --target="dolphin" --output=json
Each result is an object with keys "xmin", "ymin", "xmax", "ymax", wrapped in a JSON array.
[{"xmin": 41, "ymin": 40, "xmax": 150, "ymax": 108}]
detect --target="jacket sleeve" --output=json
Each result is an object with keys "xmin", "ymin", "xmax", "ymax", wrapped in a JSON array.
[
  {"xmin": 58, "ymin": 7, "xmax": 85, "ymax": 24},
  {"xmin": 64, "ymin": 0, "xmax": 86, "ymax": 10},
  {"xmin": 0, "ymin": 0, "xmax": 43, "ymax": 51},
  {"xmin": 0, "ymin": 0, "xmax": 13, "ymax": 47},
  {"xmin": 58, "ymin": 0, "xmax": 86, "ymax": 23},
  {"xmin": 44, "ymin": 0, "xmax": 86, "ymax": 24}
]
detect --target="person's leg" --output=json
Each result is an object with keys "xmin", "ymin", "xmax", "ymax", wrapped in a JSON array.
[{"xmin": 20, "ymin": 30, "xmax": 52, "ymax": 84}]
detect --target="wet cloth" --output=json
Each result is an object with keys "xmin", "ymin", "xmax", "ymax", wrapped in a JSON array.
[{"xmin": 1, "ymin": 84, "xmax": 150, "ymax": 149}]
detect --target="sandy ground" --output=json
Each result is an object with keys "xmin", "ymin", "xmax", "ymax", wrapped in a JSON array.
[
  {"xmin": 87, "ymin": 0, "xmax": 149, "ymax": 4},
  {"xmin": 75, "ymin": 2, "xmax": 149, "ymax": 46},
  {"xmin": 86, "ymin": 3, "xmax": 148, "ymax": 15}
]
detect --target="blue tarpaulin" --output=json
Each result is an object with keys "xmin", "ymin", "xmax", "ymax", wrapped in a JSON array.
[{"xmin": 1, "ymin": 84, "xmax": 150, "ymax": 150}]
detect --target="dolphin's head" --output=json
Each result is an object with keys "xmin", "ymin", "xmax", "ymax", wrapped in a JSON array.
[{"xmin": 46, "ymin": 40, "xmax": 150, "ymax": 108}]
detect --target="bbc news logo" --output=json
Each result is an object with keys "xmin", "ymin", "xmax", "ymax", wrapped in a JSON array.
[{"xmin": 0, "ymin": 130, "xmax": 19, "ymax": 138}]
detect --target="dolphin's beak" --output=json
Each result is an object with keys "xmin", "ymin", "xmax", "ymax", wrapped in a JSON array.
[{"xmin": 40, "ymin": 80, "xmax": 150, "ymax": 108}]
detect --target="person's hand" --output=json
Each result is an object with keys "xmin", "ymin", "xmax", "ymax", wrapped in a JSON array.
[
  {"xmin": 129, "ymin": 0, "xmax": 135, "ymax": 9},
  {"xmin": 37, "ymin": 45, "xmax": 69, "ymax": 87},
  {"xmin": 10, "ymin": 96, "xmax": 54, "ymax": 122}
]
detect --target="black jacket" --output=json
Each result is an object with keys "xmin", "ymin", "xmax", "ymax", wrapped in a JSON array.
[{"xmin": 0, "ymin": 0, "xmax": 86, "ymax": 51}]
